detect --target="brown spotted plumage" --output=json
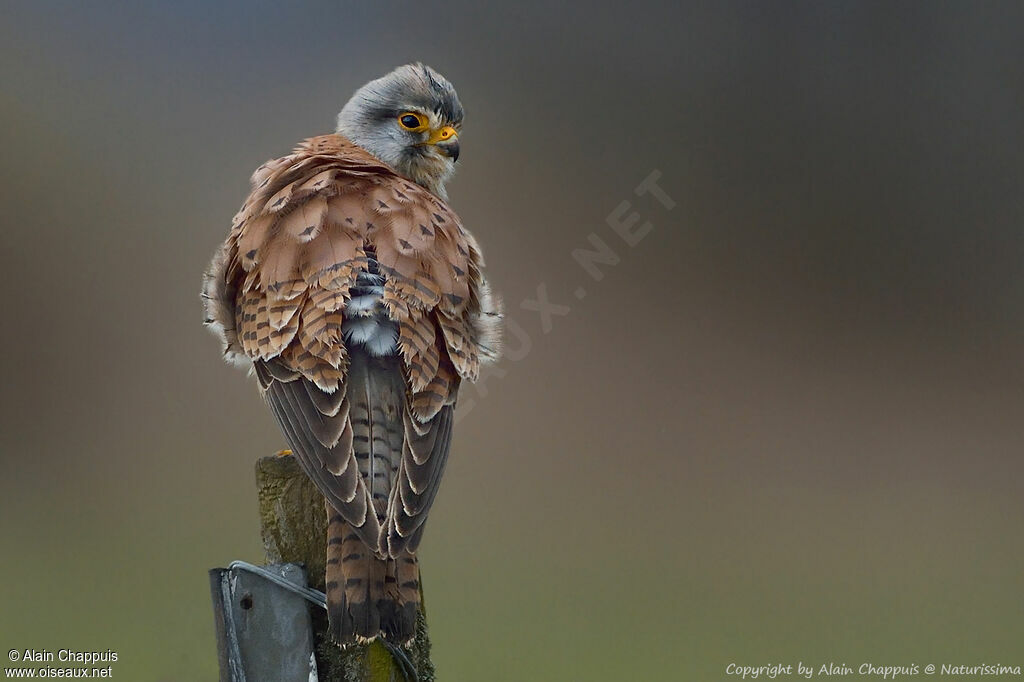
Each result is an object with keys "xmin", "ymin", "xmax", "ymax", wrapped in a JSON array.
[
  {"xmin": 204, "ymin": 116, "xmax": 501, "ymax": 644},
  {"xmin": 224, "ymin": 135, "xmax": 484, "ymax": 395}
]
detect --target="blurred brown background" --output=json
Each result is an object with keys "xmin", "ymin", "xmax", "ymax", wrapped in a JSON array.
[{"xmin": 2, "ymin": 1, "xmax": 1023, "ymax": 679}]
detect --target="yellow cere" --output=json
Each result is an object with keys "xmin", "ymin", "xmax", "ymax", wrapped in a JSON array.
[{"xmin": 425, "ymin": 126, "xmax": 458, "ymax": 145}]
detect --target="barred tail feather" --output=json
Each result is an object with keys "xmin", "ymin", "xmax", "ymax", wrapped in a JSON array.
[
  {"xmin": 325, "ymin": 502, "xmax": 420, "ymax": 644},
  {"xmin": 381, "ymin": 553, "xmax": 420, "ymax": 643}
]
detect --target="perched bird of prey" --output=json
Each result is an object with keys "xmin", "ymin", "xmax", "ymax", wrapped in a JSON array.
[{"xmin": 202, "ymin": 64, "xmax": 502, "ymax": 645}]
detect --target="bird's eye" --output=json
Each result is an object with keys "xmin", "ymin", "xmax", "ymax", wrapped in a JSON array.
[{"xmin": 398, "ymin": 112, "xmax": 427, "ymax": 131}]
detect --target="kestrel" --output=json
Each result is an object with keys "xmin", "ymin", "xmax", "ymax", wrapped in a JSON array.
[{"xmin": 202, "ymin": 64, "xmax": 502, "ymax": 645}]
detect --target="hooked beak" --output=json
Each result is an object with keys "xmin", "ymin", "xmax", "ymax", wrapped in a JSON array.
[
  {"xmin": 423, "ymin": 125, "xmax": 460, "ymax": 162},
  {"xmin": 436, "ymin": 139, "xmax": 460, "ymax": 162}
]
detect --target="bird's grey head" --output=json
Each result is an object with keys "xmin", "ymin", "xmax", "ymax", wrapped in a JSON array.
[{"xmin": 336, "ymin": 63, "xmax": 464, "ymax": 199}]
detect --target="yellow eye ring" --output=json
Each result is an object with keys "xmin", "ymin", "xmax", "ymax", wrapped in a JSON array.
[{"xmin": 398, "ymin": 112, "xmax": 428, "ymax": 132}]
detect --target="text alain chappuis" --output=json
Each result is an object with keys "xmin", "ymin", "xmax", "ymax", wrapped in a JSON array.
[{"xmin": 726, "ymin": 662, "xmax": 1022, "ymax": 679}]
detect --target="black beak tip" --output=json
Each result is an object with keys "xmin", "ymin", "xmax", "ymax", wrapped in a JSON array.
[{"xmin": 440, "ymin": 140, "xmax": 460, "ymax": 162}]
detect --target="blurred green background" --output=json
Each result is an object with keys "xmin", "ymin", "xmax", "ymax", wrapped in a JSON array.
[{"xmin": 2, "ymin": 1, "xmax": 1023, "ymax": 680}]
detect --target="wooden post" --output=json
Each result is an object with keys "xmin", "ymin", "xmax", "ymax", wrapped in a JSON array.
[{"xmin": 255, "ymin": 454, "xmax": 435, "ymax": 682}]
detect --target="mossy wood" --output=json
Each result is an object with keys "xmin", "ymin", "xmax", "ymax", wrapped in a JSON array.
[{"xmin": 256, "ymin": 454, "xmax": 435, "ymax": 681}]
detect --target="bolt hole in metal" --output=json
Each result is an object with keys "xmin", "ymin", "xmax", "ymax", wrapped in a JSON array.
[{"xmin": 239, "ymin": 594, "xmax": 254, "ymax": 610}]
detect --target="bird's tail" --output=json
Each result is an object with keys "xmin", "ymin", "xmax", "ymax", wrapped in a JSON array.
[{"xmin": 325, "ymin": 503, "xmax": 421, "ymax": 644}]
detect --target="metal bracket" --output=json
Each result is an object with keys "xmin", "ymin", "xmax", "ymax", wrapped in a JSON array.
[{"xmin": 209, "ymin": 562, "xmax": 319, "ymax": 682}]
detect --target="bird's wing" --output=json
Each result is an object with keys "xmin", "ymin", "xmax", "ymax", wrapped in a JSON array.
[{"xmin": 208, "ymin": 134, "xmax": 489, "ymax": 553}]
